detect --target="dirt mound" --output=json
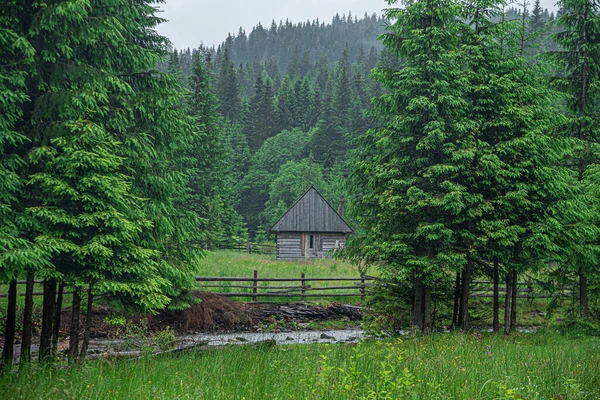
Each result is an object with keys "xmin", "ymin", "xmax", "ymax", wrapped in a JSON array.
[{"xmin": 183, "ymin": 292, "xmax": 253, "ymax": 331}]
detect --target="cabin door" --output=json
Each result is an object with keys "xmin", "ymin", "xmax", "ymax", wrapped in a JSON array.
[{"xmin": 303, "ymin": 233, "xmax": 319, "ymax": 258}]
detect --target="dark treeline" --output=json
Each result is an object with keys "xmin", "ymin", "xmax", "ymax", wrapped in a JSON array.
[
  {"xmin": 166, "ymin": 13, "xmax": 395, "ymax": 237},
  {"xmin": 165, "ymin": 3, "xmax": 560, "ymax": 239}
]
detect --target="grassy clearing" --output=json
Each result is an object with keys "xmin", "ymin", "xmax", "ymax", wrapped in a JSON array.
[
  {"xmin": 0, "ymin": 331, "xmax": 598, "ymax": 399},
  {"xmin": 195, "ymin": 250, "xmax": 366, "ymax": 278},
  {"xmin": 193, "ymin": 251, "xmax": 368, "ymax": 303}
]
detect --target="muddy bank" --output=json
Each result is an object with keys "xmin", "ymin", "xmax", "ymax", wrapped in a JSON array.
[{"xmin": 2, "ymin": 292, "xmax": 364, "ymax": 345}]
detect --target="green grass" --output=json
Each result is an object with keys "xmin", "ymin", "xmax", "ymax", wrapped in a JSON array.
[
  {"xmin": 195, "ymin": 250, "xmax": 366, "ymax": 278},
  {"xmin": 193, "ymin": 251, "xmax": 369, "ymax": 303},
  {"xmin": 1, "ymin": 332, "xmax": 598, "ymax": 399}
]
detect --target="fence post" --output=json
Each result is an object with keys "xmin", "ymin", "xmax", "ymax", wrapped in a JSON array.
[
  {"xmin": 246, "ymin": 242, "xmax": 251, "ymax": 254},
  {"xmin": 301, "ymin": 273, "xmax": 306, "ymax": 299},
  {"xmin": 361, "ymin": 275, "xmax": 366, "ymax": 302},
  {"xmin": 253, "ymin": 270, "xmax": 258, "ymax": 302}
]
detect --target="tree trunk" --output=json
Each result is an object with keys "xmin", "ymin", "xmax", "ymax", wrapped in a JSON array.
[
  {"xmin": 20, "ymin": 269, "xmax": 35, "ymax": 365},
  {"xmin": 412, "ymin": 274, "xmax": 423, "ymax": 330},
  {"xmin": 422, "ymin": 286, "xmax": 432, "ymax": 335},
  {"xmin": 579, "ymin": 268, "xmax": 589, "ymax": 318},
  {"xmin": 79, "ymin": 284, "xmax": 94, "ymax": 363},
  {"xmin": 39, "ymin": 278, "xmax": 57, "ymax": 363},
  {"xmin": 504, "ymin": 271, "xmax": 512, "ymax": 334},
  {"xmin": 452, "ymin": 273, "xmax": 461, "ymax": 330},
  {"xmin": 52, "ymin": 281, "xmax": 65, "ymax": 358},
  {"xmin": 460, "ymin": 261, "xmax": 471, "ymax": 330},
  {"xmin": 510, "ymin": 269, "xmax": 518, "ymax": 332},
  {"xmin": 1, "ymin": 280, "xmax": 18, "ymax": 368},
  {"xmin": 493, "ymin": 259, "xmax": 500, "ymax": 333},
  {"xmin": 68, "ymin": 288, "xmax": 81, "ymax": 365}
]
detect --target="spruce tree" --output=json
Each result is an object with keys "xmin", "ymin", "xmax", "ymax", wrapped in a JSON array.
[
  {"xmin": 3, "ymin": 0, "xmax": 207, "ymax": 362},
  {"xmin": 215, "ymin": 48, "xmax": 242, "ymax": 121},
  {"xmin": 185, "ymin": 50, "xmax": 242, "ymax": 249},
  {"xmin": 245, "ymin": 73, "xmax": 278, "ymax": 152},
  {"xmin": 349, "ymin": 0, "xmax": 573, "ymax": 334},
  {"xmin": 547, "ymin": 0, "xmax": 600, "ymax": 318},
  {"xmin": 0, "ymin": 5, "xmax": 48, "ymax": 366},
  {"xmin": 349, "ymin": 0, "xmax": 474, "ymax": 334}
]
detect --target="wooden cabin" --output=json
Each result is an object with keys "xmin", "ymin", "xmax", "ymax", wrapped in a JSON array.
[{"xmin": 270, "ymin": 187, "xmax": 353, "ymax": 260}]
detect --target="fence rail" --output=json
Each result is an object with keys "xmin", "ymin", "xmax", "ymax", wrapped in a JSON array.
[
  {"xmin": 195, "ymin": 271, "xmax": 375, "ymax": 301},
  {"xmin": 234, "ymin": 242, "xmax": 277, "ymax": 255},
  {"xmin": 1, "ymin": 276, "xmax": 573, "ymax": 301}
]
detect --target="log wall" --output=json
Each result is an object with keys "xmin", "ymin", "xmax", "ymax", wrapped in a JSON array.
[{"xmin": 276, "ymin": 232, "xmax": 347, "ymax": 260}]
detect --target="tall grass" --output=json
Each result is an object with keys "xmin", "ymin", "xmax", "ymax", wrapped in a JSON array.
[{"xmin": 1, "ymin": 332, "xmax": 598, "ymax": 399}]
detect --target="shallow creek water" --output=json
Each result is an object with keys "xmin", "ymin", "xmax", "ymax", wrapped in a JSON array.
[
  {"xmin": 178, "ymin": 329, "xmax": 365, "ymax": 347},
  {"xmin": 84, "ymin": 329, "xmax": 366, "ymax": 356}
]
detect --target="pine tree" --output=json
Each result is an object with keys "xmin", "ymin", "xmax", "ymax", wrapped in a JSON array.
[
  {"xmin": 546, "ymin": 0, "xmax": 600, "ymax": 318},
  {"xmin": 185, "ymin": 50, "xmax": 242, "ymax": 249},
  {"xmin": 245, "ymin": 73, "xmax": 278, "ymax": 152},
  {"xmin": 215, "ymin": 48, "xmax": 242, "ymax": 121},
  {"xmin": 0, "ymin": 4, "xmax": 48, "ymax": 366}
]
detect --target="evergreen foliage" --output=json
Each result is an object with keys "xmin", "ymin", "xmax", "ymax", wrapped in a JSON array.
[
  {"xmin": 0, "ymin": 0, "xmax": 231, "ymax": 364},
  {"xmin": 348, "ymin": 0, "xmax": 588, "ymax": 333},
  {"xmin": 546, "ymin": 0, "xmax": 600, "ymax": 318}
]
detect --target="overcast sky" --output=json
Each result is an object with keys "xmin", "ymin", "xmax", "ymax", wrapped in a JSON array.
[{"xmin": 156, "ymin": 0, "xmax": 559, "ymax": 50}]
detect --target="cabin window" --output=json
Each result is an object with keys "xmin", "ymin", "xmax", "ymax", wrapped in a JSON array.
[{"xmin": 309, "ymin": 234, "xmax": 314, "ymax": 249}]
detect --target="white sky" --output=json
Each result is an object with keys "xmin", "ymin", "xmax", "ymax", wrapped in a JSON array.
[{"xmin": 156, "ymin": 0, "xmax": 560, "ymax": 50}]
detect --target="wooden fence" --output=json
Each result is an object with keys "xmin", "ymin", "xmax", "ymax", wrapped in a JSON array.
[
  {"xmin": 469, "ymin": 280, "xmax": 572, "ymax": 300},
  {"xmin": 234, "ymin": 242, "xmax": 277, "ymax": 255},
  {"xmin": 1, "ymin": 277, "xmax": 572, "ymax": 302},
  {"xmin": 195, "ymin": 271, "xmax": 375, "ymax": 302}
]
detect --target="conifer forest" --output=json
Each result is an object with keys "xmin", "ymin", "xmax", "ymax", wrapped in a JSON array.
[{"xmin": 1, "ymin": 0, "xmax": 600, "ymax": 387}]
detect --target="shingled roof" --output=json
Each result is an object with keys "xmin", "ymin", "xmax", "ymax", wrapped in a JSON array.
[{"xmin": 270, "ymin": 187, "xmax": 353, "ymax": 233}]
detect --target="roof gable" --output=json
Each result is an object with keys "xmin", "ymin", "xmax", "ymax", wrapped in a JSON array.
[{"xmin": 270, "ymin": 187, "xmax": 353, "ymax": 233}]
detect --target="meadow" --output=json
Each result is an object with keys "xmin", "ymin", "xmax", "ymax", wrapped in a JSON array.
[
  {"xmin": 0, "ymin": 331, "xmax": 598, "ymax": 399},
  {"xmin": 190, "ymin": 250, "xmax": 369, "ymax": 302},
  {"xmin": 194, "ymin": 250, "xmax": 365, "ymax": 279}
]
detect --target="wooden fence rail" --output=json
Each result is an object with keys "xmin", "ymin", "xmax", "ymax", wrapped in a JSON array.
[
  {"xmin": 195, "ymin": 272, "xmax": 376, "ymax": 301},
  {"xmin": 234, "ymin": 242, "xmax": 277, "ymax": 255},
  {"xmin": 1, "ymin": 276, "xmax": 573, "ymax": 301}
]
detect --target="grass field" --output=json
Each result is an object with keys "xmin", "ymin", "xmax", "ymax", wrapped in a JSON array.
[
  {"xmin": 192, "ymin": 250, "xmax": 369, "ymax": 302},
  {"xmin": 195, "ymin": 250, "xmax": 366, "ymax": 278},
  {"xmin": 0, "ymin": 331, "xmax": 598, "ymax": 399}
]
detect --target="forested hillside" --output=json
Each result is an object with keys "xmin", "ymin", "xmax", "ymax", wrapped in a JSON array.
[{"xmin": 166, "ymin": 5, "xmax": 558, "ymax": 238}]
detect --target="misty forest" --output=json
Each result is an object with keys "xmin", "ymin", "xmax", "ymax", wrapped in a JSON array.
[{"xmin": 1, "ymin": 0, "xmax": 600, "ymax": 398}]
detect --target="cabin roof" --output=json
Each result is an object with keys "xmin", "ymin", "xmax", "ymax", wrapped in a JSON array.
[{"xmin": 270, "ymin": 186, "xmax": 353, "ymax": 233}]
